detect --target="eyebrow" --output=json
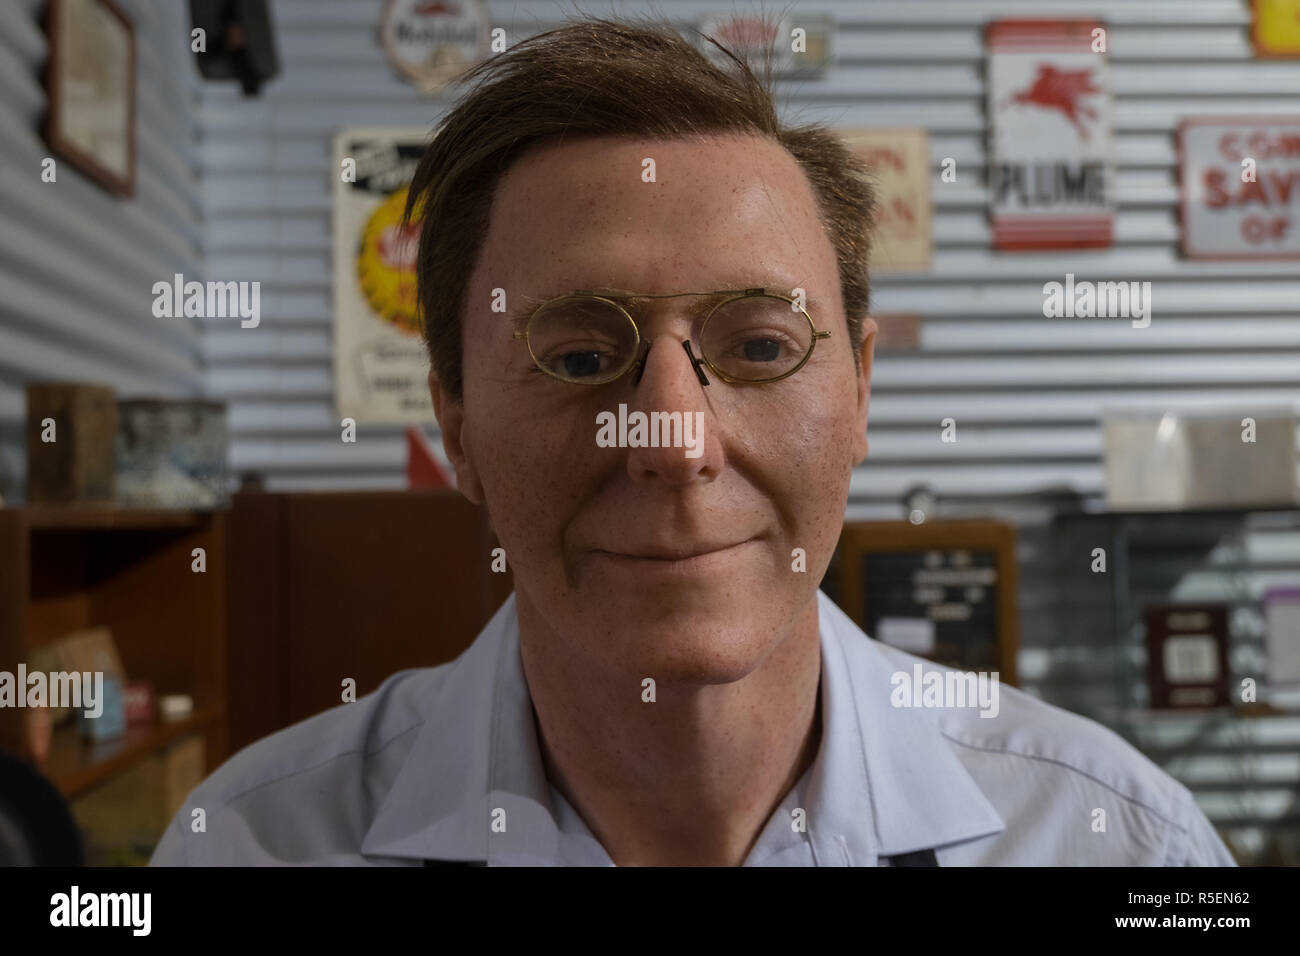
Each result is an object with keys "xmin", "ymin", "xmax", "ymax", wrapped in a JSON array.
[{"xmin": 507, "ymin": 292, "xmax": 556, "ymax": 334}]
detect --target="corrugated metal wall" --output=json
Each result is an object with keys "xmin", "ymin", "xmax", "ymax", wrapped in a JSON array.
[
  {"xmin": 0, "ymin": 0, "xmax": 203, "ymax": 501},
  {"xmin": 199, "ymin": 0, "xmax": 1300, "ymax": 512}
]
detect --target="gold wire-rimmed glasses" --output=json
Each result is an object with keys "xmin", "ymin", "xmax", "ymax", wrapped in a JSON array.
[{"xmin": 512, "ymin": 288, "xmax": 832, "ymax": 387}]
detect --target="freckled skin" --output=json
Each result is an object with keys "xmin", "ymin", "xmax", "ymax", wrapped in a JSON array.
[{"xmin": 431, "ymin": 133, "xmax": 877, "ymax": 865}]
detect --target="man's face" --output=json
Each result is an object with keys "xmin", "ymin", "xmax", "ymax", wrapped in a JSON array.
[{"xmin": 434, "ymin": 133, "xmax": 876, "ymax": 684}]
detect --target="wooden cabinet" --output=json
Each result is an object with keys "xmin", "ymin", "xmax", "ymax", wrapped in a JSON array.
[
  {"xmin": 0, "ymin": 507, "xmax": 227, "ymax": 797},
  {"xmin": 0, "ymin": 492, "xmax": 506, "ymax": 862},
  {"xmin": 224, "ymin": 489, "xmax": 511, "ymax": 754}
]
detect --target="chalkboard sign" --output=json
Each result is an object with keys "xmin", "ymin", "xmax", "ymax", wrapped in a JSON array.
[{"xmin": 831, "ymin": 520, "xmax": 1019, "ymax": 685}]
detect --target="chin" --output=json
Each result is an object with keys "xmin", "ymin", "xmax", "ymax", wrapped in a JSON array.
[{"xmin": 581, "ymin": 589, "xmax": 796, "ymax": 686}]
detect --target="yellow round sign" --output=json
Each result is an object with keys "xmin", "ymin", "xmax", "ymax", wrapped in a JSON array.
[{"xmin": 356, "ymin": 186, "xmax": 422, "ymax": 336}]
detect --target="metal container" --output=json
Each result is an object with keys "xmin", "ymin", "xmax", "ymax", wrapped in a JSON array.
[{"xmin": 115, "ymin": 399, "xmax": 230, "ymax": 508}]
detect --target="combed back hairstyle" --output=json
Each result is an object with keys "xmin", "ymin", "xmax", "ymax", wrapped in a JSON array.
[{"xmin": 405, "ymin": 15, "xmax": 875, "ymax": 402}]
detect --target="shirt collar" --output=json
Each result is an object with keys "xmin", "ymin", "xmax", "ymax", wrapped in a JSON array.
[
  {"xmin": 361, "ymin": 591, "xmax": 1004, "ymax": 864},
  {"xmin": 808, "ymin": 591, "xmax": 1004, "ymax": 862},
  {"xmin": 360, "ymin": 595, "xmax": 566, "ymax": 864}
]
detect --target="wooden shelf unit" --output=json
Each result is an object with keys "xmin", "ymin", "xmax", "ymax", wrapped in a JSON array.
[
  {"xmin": 45, "ymin": 706, "xmax": 222, "ymax": 799},
  {"xmin": 0, "ymin": 507, "xmax": 229, "ymax": 790}
]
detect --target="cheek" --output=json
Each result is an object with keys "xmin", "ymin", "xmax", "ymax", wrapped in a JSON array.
[
  {"xmin": 461, "ymin": 389, "xmax": 601, "ymax": 570},
  {"xmin": 757, "ymin": 373, "xmax": 860, "ymax": 488},
  {"xmin": 748, "ymin": 377, "xmax": 859, "ymax": 561}
]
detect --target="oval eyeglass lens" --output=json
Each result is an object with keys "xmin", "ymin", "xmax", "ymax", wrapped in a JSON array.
[
  {"xmin": 701, "ymin": 296, "xmax": 813, "ymax": 381},
  {"xmin": 528, "ymin": 297, "xmax": 638, "ymax": 383}
]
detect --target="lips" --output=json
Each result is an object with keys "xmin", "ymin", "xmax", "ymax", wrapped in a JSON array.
[{"xmin": 594, "ymin": 538, "xmax": 756, "ymax": 561}]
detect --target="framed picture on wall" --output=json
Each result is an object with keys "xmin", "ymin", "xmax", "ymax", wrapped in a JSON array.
[{"xmin": 43, "ymin": 0, "xmax": 136, "ymax": 197}]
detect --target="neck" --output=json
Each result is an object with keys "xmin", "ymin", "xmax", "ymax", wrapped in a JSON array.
[{"xmin": 517, "ymin": 594, "xmax": 823, "ymax": 866}]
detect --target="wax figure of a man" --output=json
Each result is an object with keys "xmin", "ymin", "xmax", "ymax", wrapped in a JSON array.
[{"xmin": 153, "ymin": 18, "xmax": 1233, "ymax": 867}]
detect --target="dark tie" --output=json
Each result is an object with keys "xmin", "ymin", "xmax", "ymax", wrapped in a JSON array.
[{"xmin": 885, "ymin": 848, "xmax": 939, "ymax": 866}]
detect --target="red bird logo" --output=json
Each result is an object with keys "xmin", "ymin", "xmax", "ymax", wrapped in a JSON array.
[{"xmin": 1004, "ymin": 65, "xmax": 1101, "ymax": 140}]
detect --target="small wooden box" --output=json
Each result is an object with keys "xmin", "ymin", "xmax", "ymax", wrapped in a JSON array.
[
  {"xmin": 1143, "ymin": 604, "xmax": 1231, "ymax": 709},
  {"xmin": 26, "ymin": 384, "xmax": 118, "ymax": 505}
]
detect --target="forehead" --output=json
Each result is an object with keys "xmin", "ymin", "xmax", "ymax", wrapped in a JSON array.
[{"xmin": 475, "ymin": 132, "xmax": 835, "ymax": 293}]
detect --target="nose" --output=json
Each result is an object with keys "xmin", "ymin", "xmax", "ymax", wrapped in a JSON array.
[
  {"xmin": 623, "ymin": 332, "xmax": 720, "ymax": 484},
  {"xmin": 633, "ymin": 340, "xmax": 709, "ymax": 388}
]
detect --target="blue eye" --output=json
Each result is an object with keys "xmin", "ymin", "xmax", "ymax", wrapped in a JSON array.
[
  {"xmin": 742, "ymin": 338, "xmax": 782, "ymax": 362},
  {"xmin": 561, "ymin": 352, "xmax": 605, "ymax": 378}
]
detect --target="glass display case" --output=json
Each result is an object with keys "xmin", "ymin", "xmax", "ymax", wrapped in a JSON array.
[{"xmin": 1049, "ymin": 505, "xmax": 1300, "ymax": 866}]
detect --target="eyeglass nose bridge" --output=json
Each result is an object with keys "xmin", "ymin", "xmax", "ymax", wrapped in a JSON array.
[{"xmin": 630, "ymin": 339, "xmax": 711, "ymax": 388}]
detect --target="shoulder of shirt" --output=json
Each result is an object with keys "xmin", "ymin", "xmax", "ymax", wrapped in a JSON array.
[
  {"xmin": 184, "ymin": 662, "xmax": 448, "ymax": 812},
  {"xmin": 864, "ymin": 639, "xmax": 1197, "ymax": 828}
]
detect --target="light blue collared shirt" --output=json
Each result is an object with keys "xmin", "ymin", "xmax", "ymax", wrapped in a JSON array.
[{"xmin": 151, "ymin": 591, "xmax": 1234, "ymax": 866}]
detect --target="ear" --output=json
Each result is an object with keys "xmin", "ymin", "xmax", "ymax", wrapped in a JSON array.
[
  {"xmin": 852, "ymin": 317, "xmax": 878, "ymax": 465},
  {"xmin": 429, "ymin": 369, "xmax": 485, "ymax": 504}
]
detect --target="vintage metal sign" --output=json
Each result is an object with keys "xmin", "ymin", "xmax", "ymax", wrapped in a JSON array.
[
  {"xmin": 1253, "ymin": 0, "xmax": 1300, "ymax": 57},
  {"xmin": 380, "ymin": 0, "xmax": 492, "ymax": 95},
  {"xmin": 696, "ymin": 14, "xmax": 832, "ymax": 76},
  {"xmin": 841, "ymin": 128, "xmax": 933, "ymax": 273},
  {"xmin": 1179, "ymin": 117, "xmax": 1300, "ymax": 259},
  {"xmin": 333, "ymin": 128, "xmax": 434, "ymax": 423},
  {"xmin": 986, "ymin": 20, "xmax": 1115, "ymax": 250}
]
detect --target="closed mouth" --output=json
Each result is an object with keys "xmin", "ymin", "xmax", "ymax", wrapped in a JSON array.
[{"xmin": 593, "ymin": 538, "xmax": 756, "ymax": 562}]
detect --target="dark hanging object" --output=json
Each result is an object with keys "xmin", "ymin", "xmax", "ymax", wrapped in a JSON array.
[{"xmin": 189, "ymin": 0, "xmax": 281, "ymax": 97}]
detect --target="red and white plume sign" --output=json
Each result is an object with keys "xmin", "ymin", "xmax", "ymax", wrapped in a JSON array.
[{"xmin": 986, "ymin": 20, "xmax": 1115, "ymax": 250}]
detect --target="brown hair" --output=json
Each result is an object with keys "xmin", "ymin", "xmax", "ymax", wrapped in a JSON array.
[{"xmin": 406, "ymin": 15, "xmax": 874, "ymax": 402}]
